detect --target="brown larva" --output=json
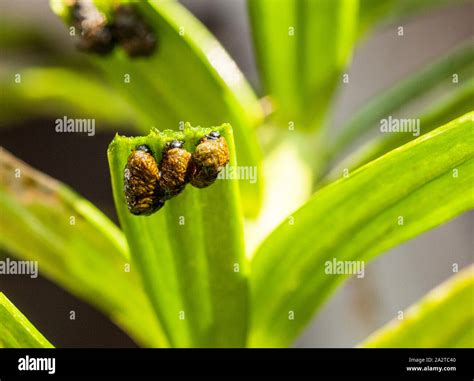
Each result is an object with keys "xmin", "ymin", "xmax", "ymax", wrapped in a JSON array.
[
  {"xmin": 158, "ymin": 140, "xmax": 192, "ymax": 200},
  {"xmin": 70, "ymin": 0, "xmax": 115, "ymax": 55},
  {"xmin": 112, "ymin": 4, "xmax": 156, "ymax": 57},
  {"xmin": 188, "ymin": 131, "xmax": 230, "ymax": 188},
  {"xmin": 123, "ymin": 145, "xmax": 164, "ymax": 215}
]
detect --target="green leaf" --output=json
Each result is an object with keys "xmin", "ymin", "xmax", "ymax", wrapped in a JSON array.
[
  {"xmin": 249, "ymin": 113, "xmax": 474, "ymax": 347},
  {"xmin": 51, "ymin": 0, "xmax": 264, "ymax": 217},
  {"xmin": 248, "ymin": 0, "xmax": 358, "ymax": 131},
  {"xmin": 360, "ymin": 265, "xmax": 474, "ymax": 348},
  {"xmin": 324, "ymin": 78, "xmax": 474, "ymax": 183},
  {"xmin": 1, "ymin": 67, "xmax": 136, "ymax": 127},
  {"xmin": 0, "ymin": 148, "xmax": 167, "ymax": 347},
  {"xmin": 357, "ymin": 0, "xmax": 397, "ymax": 35},
  {"xmin": 0, "ymin": 20, "xmax": 57, "ymax": 53},
  {"xmin": 357, "ymin": 0, "xmax": 465, "ymax": 36},
  {"xmin": 327, "ymin": 42, "xmax": 474, "ymax": 162},
  {"xmin": 0, "ymin": 293, "xmax": 53, "ymax": 348},
  {"xmin": 108, "ymin": 124, "xmax": 248, "ymax": 347}
]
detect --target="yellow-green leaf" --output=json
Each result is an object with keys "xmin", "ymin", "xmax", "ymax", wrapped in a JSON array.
[
  {"xmin": 0, "ymin": 148, "xmax": 167, "ymax": 347},
  {"xmin": 249, "ymin": 113, "xmax": 474, "ymax": 347},
  {"xmin": 360, "ymin": 265, "xmax": 474, "ymax": 348},
  {"xmin": 0, "ymin": 292, "xmax": 53, "ymax": 348},
  {"xmin": 107, "ymin": 124, "xmax": 248, "ymax": 347}
]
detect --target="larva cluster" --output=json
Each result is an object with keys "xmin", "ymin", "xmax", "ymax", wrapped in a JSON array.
[
  {"xmin": 69, "ymin": 1, "xmax": 155, "ymax": 57},
  {"xmin": 124, "ymin": 132, "xmax": 230, "ymax": 216}
]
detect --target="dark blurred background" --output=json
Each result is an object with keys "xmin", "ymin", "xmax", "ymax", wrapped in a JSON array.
[{"xmin": 0, "ymin": 0, "xmax": 473, "ymax": 347}]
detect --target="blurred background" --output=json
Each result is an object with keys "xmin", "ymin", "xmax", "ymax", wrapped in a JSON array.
[{"xmin": 0, "ymin": 0, "xmax": 473, "ymax": 347}]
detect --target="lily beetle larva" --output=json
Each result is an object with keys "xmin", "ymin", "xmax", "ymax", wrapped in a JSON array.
[
  {"xmin": 70, "ymin": 0, "xmax": 115, "ymax": 55},
  {"xmin": 158, "ymin": 140, "xmax": 192, "ymax": 200},
  {"xmin": 112, "ymin": 4, "xmax": 156, "ymax": 57},
  {"xmin": 188, "ymin": 131, "xmax": 230, "ymax": 188},
  {"xmin": 124, "ymin": 145, "xmax": 164, "ymax": 215}
]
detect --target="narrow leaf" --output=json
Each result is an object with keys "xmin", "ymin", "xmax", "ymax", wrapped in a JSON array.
[
  {"xmin": 327, "ymin": 41, "xmax": 474, "ymax": 161},
  {"xmin": 324, "ymin": 78, "xmax": 474, "ymax": 182},
  {"xmin": 249, "ymin": 113, "xmax": 474, "ymax": 347},
  {"xmin": 357, "ymin": 0, "xmax": 466, "ymax": 36},
  {"xmin": 0, "ymin": 20, "xmax": 57, "ymax": 53},
  {"xmin": 1, "ymin": 67, "xmax": 136, "ymax": 128},
  {"xmin": 0, "ymin": 292, "xmax": 53, "ymax": 348},
  {"xmin": 248, "ymin": 0, "xmax": 359, "ymax": 130},
  {"xmin": 0, "ymin": 148, "xmax": 167, "ymax": 347},
  {"xmin": 108, "ymin": 124, "xmax": 248, "ymax": 347},
  {"xmin": 360, "ymin": 265, "xmax": 474, "ymax": 348}
]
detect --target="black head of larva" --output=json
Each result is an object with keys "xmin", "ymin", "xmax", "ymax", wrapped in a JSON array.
[
  {"xmin": 206, "ymin": 131, "xmax": 221, "ymax": 140},
  {"xmin": 158, "ymin": 141, "xmax": 191, "ymax": 200},
  {"xmin": 112, "ymin": 4, "xmax": 156, "ymax": 57},
  {"xmin": 136, "ymin": 144, "xmax": 152, "ymax": 154},
  {"xmin": 124, "ymin": 145, "xmax": 164, "ymax": 216},
  {"xmin": 167, "ymin": 140, "xmax": 184, "ymax": 149},
  {"xmin": 188, "ymin": 133, "xmax": 230, "ymax": 188}
]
